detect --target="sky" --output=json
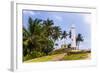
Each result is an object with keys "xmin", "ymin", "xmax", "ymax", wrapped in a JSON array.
[{"xmin": 22, "ymin": 10, "xmax": 91, "ymax": 50}]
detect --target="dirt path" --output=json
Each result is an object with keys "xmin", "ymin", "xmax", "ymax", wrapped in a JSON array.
[
  {"xmin": 86, "ymin": 53, "xmax": 91, "ymax": 59},
  {"xmin": 52, "ymin": 53, "xmax": 67, "ymax": 61}
]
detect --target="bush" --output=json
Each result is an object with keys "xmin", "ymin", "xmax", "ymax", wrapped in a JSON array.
[
  {"xmin": 23, "ymin": 51, "xmax": 47, "ymax": 61},
  {"xmin": 23, "ymin": 54, "xmax": 33, "ymax": 61},
  {"xmin": 31, "ymin": 51, "xmax": 44, "ymax": 58},
  {"xmin": 51, "ymin": 48, "xmax": 69, "ymax": 55},
  {"xmin": 63, "ymin": 53, "xmax": 88, "ymax": 60},
  {"xmin": 67, "ymin": 50, "xmax": 91, "ymax": 55}
]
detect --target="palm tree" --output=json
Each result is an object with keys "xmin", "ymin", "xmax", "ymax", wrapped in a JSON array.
[
  {"xmin": 69, "ymin": 30, "xmax": 71, "ymax": 38},
  {"xmin": 23, "ymin": 17, "xmax": 62, "ymax": 57},
  {"xmin": 43, "ymin": 18, "xmax": 54, "ymax": 37},
  {"xmin": 43, "ymin": 19, "xmax": 61, "ymax": 41},
  {"xmin": 61, "ymin": 31, "xmax": 68, "ymax": 45},
  {"xmin": 23, "ymin": 17, "xmax": 42, "ymax": 56},
  {"xmin": 43, "ymin": 19, "xmax": 61, "ymax": 50},
  {"xmin": 52, "ymin": 26, "xmax": 61, "ymax": 41},
  {"xmin": 76, "ymin": 33, "xmax": 84, "ymax": 49}
]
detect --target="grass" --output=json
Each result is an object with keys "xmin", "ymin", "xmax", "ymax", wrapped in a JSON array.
[
  {"xmin": 63, "ymin": 53, "xmax": 89, "ymax": 60},
  {"xmin": 24, "ymin": 54, "xmax": 62, "ymax": 63},
  {"xmin": 24, "ymin": 52, "xmax": 90, "ymax": 63}
]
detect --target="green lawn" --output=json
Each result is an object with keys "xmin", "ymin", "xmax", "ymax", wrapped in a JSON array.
[
  {"xmin": 63, "ymin": 53, "xmax": 89, "ymax": 60},
  {"xmin": 24, "ymin": 52, "xmax": 90, "ymax": 63},
  {"xmin": 24, "ymin": 54, "xmax": 62, "ymax": 63}
]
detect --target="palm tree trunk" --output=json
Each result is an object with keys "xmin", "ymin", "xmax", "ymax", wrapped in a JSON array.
[{"xmin": 78, "ymin": 43, "xmax": 80, "ymax": 50}]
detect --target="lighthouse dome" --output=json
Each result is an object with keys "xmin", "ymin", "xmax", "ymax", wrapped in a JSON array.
[
  {"xmin": 71, "ymin": 24, "xmax": 75, "ymax": 29},
  {"xmin": 71, "ymin": 24, "xmax": 75, "ymax": 28}
]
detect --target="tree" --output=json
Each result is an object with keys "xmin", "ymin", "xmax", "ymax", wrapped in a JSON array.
[
  {"xmin": 52, "ymin": 26, "xmax": 61, "ymax": 41},
  {"xmin": 23, "ymin": 17, "xmax": 62, "ymax": 59},
  {"xmin": 61, "ymin": 31, "xmax": 68, "ymax": 45},
  {"xmin": 43, "ymin": 18, "xmax": 54, "ymax": 37},
  {"xmin": 23, "ymin": 17, "xmax": 43, "ymax": 56},
  {"xmin": 68, "ymin": 43, "xmax": 71, "ymax": 48},
  {"xmin": 76, "ymin": 33, "xmax": 84, "ymax": 49},
  {"xmin": 69, "ymin": 30, "xmax": 71, "ymax": 38},
  {"xmin": 42, "ymin": 19, "xmax": 61, "ymax": 50},
  {"xmin": 43, "ymin": 19, "xmax": 61, "ymax": 40}
]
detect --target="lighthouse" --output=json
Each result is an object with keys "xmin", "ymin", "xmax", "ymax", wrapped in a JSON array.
[{"xmin": 70, "ymin": 25, "xmax": 76, "ymax": 50}]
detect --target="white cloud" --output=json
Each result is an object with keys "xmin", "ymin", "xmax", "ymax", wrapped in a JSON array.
[
  {"xmin": 23, "ymin": 11, "xmax": 36, "ymax": 16},
  {"xmin": 52, "ymin": 15, "xmax": 63, "ymax": 21},
  {"xmin": 83, "ymin": 15, "xmax": 91, "ymax": 25}
]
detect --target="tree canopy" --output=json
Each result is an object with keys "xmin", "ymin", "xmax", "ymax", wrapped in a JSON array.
[{"xmin": 23, "ymin": 17, "xmax": 62, "ymax": 61}]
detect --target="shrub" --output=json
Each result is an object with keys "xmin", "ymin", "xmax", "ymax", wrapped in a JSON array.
[
  {"xmin": 31, "ymin": 51, "xmax": 43, "ymax": 58},
  {"xmin": 23, "ymin": 51, "xmax": 47, "ymax": 61},
  {"xmin": 23, "ymin": 54, "xmax": 33, "ymax": 61}
]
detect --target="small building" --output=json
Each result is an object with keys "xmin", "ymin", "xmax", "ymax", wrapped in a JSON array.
[{"xmin": 61, "ymin": 44, "xmax": 68, "ymax": 49}]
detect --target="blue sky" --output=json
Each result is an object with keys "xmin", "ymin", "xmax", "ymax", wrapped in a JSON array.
[{"xmin": 22, "ymin": 10, "xmax": 91, "ymax": 50}]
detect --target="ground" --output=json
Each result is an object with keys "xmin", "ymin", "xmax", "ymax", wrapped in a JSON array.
[{"xmin": 24, "ymin": 52, "xmax": 91, "ymax": 63}]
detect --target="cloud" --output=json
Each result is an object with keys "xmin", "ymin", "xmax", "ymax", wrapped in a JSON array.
[
  {"xmin": 52, "ymin": 15, "xmax": 63, "ymax": 22},
  {"xmin": 83, "ymin": 14, "xmax": 91, "ymax": 25},
  {"xmin": 23, "ymin": 11, "xmax": 36, "ymax": 16}
]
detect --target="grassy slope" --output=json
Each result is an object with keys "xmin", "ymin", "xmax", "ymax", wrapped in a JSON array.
[
  {"xmin": 25, "ymin": 54, "xmax": 63, "ymax": 63},
  {"xmin": 63, "ymin": 53, "xmax": 90, "ymax": 60},
  {"xmin": 24, "ymin": 53, "xmax": 90, "ymax": 63}
]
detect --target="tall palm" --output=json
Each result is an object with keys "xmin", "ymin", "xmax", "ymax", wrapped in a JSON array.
[
  {"xmin": 61, "ymin": 31, "xmax": 68, "ymax": 45},
  {"xmin": 76, "ymin": 33, "xmax": 84, "ymax": 49},
  {"xmin": 52, "ymin": 26, "xmax": 61, "ymax": 41},
  {"xmin": 43, "ymin": 18, "xmax": 54, "ymax": 37},
  {"xmin": 23, "ymin": 17, "xmax": 42, "ymax": 55},
  {"xmin": 28, "ymin": 18, "xmax": 42, "ymax": 35},
  {"xmin": 69, "ymin": 30, "xmax": 71, "ymax": 38},
  {"xmin": 23, "ymin": 26, "xmax": 30, "ymax": 56},
  {"xmin": 23, "ymin": 17, "xmax": 62, "ymax": 58},
  {"xmin": 43, "ymin": 19, "xmax": 61, "ymax": 50},
  {"xmin": 43, "ymin": 19, "xmax": 61, "ymax": 40}
]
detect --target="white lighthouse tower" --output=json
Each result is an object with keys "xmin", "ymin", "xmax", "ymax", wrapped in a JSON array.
[{"xmin": 70, "ymin": 24, "xmax": 76, "ymax": 49}]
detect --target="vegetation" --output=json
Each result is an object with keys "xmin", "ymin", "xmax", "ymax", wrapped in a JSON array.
[
  {"xmin": 61, "ymin": 31, "xmax": 68, "ymax": 45},
  {"xmin": 23, "ymin": 17, "xmax": 63, "ymax": 61},
  {"xmin": 51, "ymin": 48, "xmax": 68, "ymax": 55},
  {"xmin": 25, "ymin": 54, "xmax": 62, "ymax": 62},
  {"xmin": 24, "ymin": 52, "xmax": 90, "ymax": 62},
  {"xmin": 23, "ymin": 17, "xmax": 86, "ymax": 62},
  {"xmin": 63, "ymin": 53, "xmax": 89, "ymax": 60},
  {"xmin": 76, "ymin": 33, "xmax": 84, "ymax": 49}
]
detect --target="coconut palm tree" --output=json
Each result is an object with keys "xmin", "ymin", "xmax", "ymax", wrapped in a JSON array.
[
  {"xmin": 52, "ymin": 26, "xmax": 61, "ymax": 41},
  {"xmin": 76, "ymin": 33, "xmax": 84, "ymax": 49},
  {"xmin": 69, "ymin": 30, "xmax": 71, "ymax": 38},
  {"xmin": 23, "ymin": 17, "xmax": 42, "ymax": 56},
  {"xmin": 23, "ymin": 17, "xmax": 62, "ymax": 58},
  {"xmin": 43, "ymin": 18, "xmax": 54, "ymax": 37},
  {"xmin": 43, "ymin": 19, "xmax": 61, "ymax": 41},
  {"xmin": 42, "ymin": 19, "xmax": 61, "ymax": 51},
  {"xmin": 61, "ymin": 31, "xmax": 68, "ymax": 44}
]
